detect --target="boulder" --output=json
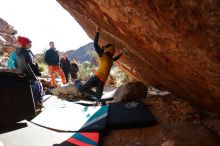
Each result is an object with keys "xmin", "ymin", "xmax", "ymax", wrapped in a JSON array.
[
  {"xmin": 113, "ymin": 81, "xmax": 148, "ymax": 102},
  {"xmin": 0, "ymin": 18, "xmax": 17, "ymax": 53},
  {"xmin": 51, "ymin": 82, "xmax": 85, "ymax": 99},
  {"xmin": 57, "ymin": 0, "xmax": 220, "ymax": 113}
]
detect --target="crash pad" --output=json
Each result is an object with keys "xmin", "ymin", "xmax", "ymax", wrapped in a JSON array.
[
  {"xmin": 31, "ymin": 99, "xmax": 108, "ymax": 132},
  {"xmin": 53, "ymin": 132, "xmax": 100, "ymax": 146},
  {"xmin": 108, "ymin": 101, "xmax": 156, "ymax": 129},
  {"xmin": 0, "ymin": 120, "xmax": 67, "ymax": 146},
  {"xmin": 0, "ymin": 120, "xmax": 100, "ymax": 146}
]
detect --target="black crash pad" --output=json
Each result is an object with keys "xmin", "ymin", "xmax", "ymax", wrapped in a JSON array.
[{"xmin": 107, "ymin": 101, "xmax": 156, "ymax": 129}]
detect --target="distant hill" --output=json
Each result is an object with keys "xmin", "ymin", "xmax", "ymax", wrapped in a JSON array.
[{"xmin": 66, "ymin": 42, "xmax": 95, "ymax": 63}]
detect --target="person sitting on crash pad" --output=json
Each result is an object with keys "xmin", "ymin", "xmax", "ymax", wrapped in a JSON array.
[{"xmin": 75, "ymin": 26, "xmax": 123, "ymax": 105}]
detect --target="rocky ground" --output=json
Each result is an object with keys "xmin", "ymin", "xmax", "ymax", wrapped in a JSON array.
[{"xmin": 100, "ymin": 90, "xmax": 220, "ymax": 146}]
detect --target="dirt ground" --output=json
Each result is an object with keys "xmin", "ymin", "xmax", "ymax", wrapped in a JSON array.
[{"xmin": 100, "ymin": 90, "xmax": 220, "ymax": 146}]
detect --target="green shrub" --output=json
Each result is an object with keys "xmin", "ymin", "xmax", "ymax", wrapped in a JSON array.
[
  {"xmin": 36, "ymin": 53, "xmax": 45, "ymax": 64},
  {"xmin": 77, "ymin": 61, "xmax": 128, "ymax": 87},
  {"xmin": 38, "ymin": 63, "xmax": 48, "ymax": 73},
  {"xmin": 77, "ymin": 61, "xmax": 97, "ymax": 81},
  {"xmin": 111, "ymin": 66, "xmax": 129, "ymax": 85}
]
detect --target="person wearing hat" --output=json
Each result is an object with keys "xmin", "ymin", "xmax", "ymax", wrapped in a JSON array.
[
  {"xmin": 15, "ymin": 36, "xmax": 43, "ymax": 108},
  {"xmin": 75, "ymin": 26, "xmax": 123, "ymax": 105},
  {"xmin": 44, "ymin": 41, "xmax": 66, "ymax": 88}
]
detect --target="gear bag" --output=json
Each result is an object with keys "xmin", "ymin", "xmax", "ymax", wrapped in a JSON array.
[{"xmin": 0, "ymin": 72, "xmax": 35, "ymax": 126}]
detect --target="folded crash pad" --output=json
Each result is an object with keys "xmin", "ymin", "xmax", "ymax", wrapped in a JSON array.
[{"xmin": 107, "ymin": 101, "xmax": 156, "ymax": 129}]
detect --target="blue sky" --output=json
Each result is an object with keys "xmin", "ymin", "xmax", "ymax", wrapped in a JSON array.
[{"xmin": 0, "ymin": 0, "xmax": 92, "ymax": 54}]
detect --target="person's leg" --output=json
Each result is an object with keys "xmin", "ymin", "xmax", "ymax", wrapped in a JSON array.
[
  {"xmin": 74, "ymin": 80, "xmax": 83, "ymax": 91},
  {"xmin": 75, "ymin": 73, "xmax": 78, "ymax": 79},
  {"xmin": 48, "ymin": 65, "xmax": 57, "ymax": 87},
  {"xmin": 31, "ymin": 81, "xmax": 44, "ymax": 110},
  {"xmin": 64, "ymin": 71, "xmax": 69, "ymax": 83},
  {"xmin": 93, "ymin": 80, "xmax": 104, "ymax": 106},
  {"xmin": 54, "ymin": 66, "xmax": 66, "ymax": 85},
  {"xmin": 75, "ymin": 81, "xmax": 97, "ymax": 97},
  {"xmin": 96, "ymin": 79, "xmax": 104, "ymax": 100},
  {"xmin": 75, "ymin": 76, "xmax": 98, "ymax": 97},
  {"xmin": 70, "ymin": 73, "xmax": 74, "ymax": 82},
  {"xmin": 71, "ymin": 72, "xmax": 77, "ymax": 80},
  {"xmin": 75, "ymin": 76, "xmax": 96, "ymax": 92},
  {"xmin": 70, "ymin": 73, "xmax": 73, "ymax": 79}
]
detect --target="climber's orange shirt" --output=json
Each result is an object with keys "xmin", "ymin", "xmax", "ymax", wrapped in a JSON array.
[{"xmin": 95, "ymin": 53, "xmax": 113, "ymax": 82}]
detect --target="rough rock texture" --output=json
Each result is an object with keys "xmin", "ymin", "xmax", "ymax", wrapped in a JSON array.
[
  {"xmin": 57, "ymin": 0, "xmax": 220, "ymax": 113},
  {"xmin": 113, "ymin": 81, "xmax": 148, "ymax": 102},
  {"xmin": 160, "ymin": 122, "xmax": 220, "ymax": 146},
  {"xmin": 101, "ymin": 123, "xmax": 220, "ymax": 146},
  {"xmin": 0, "ymin": 18, "xmax": 17, "ymax": 53},
  {"xmin": 203, "ymin": 119, "xmax": 220, "ymax": 137}
]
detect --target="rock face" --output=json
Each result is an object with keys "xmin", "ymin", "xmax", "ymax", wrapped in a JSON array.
[
  {"xmin": 57, "ymin": 0, "xmax": 220, "ymax": 113},
  {"xmin": 0, "ymin": 18, "xmax": 17, "ymax": 53}
]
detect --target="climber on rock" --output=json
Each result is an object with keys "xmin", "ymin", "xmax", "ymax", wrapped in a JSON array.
[{"xmin": 75, "ymin": 26, "xmax": 123, "ymax": 105}]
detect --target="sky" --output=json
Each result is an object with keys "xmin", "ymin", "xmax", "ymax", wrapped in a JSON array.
[{"xmin": 0, "ymin": 0, "xmax": 92, "ymax": 54}]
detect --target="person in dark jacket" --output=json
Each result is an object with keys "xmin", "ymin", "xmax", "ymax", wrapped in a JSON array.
[
  {"xmin": 15, "ymin": 36, "xmax": 43, "ymax": 107},
  {"xmin": 16, "ymin": 37, "xmax": 41, "ymax": 80},
  {"xmin": 70, "ymin": 58, "xmax": 79, "ymax": 81},
  {"xmin": 44, "ymin": 41, "xmax": 66, "ymax": 88},
  {"xmin": 75, "ymin": 26, "xmax": 123, "ymax": 104},
  {"xmin": 60, "ymin": 53, "xmax": 70, "ymax": 83}
]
